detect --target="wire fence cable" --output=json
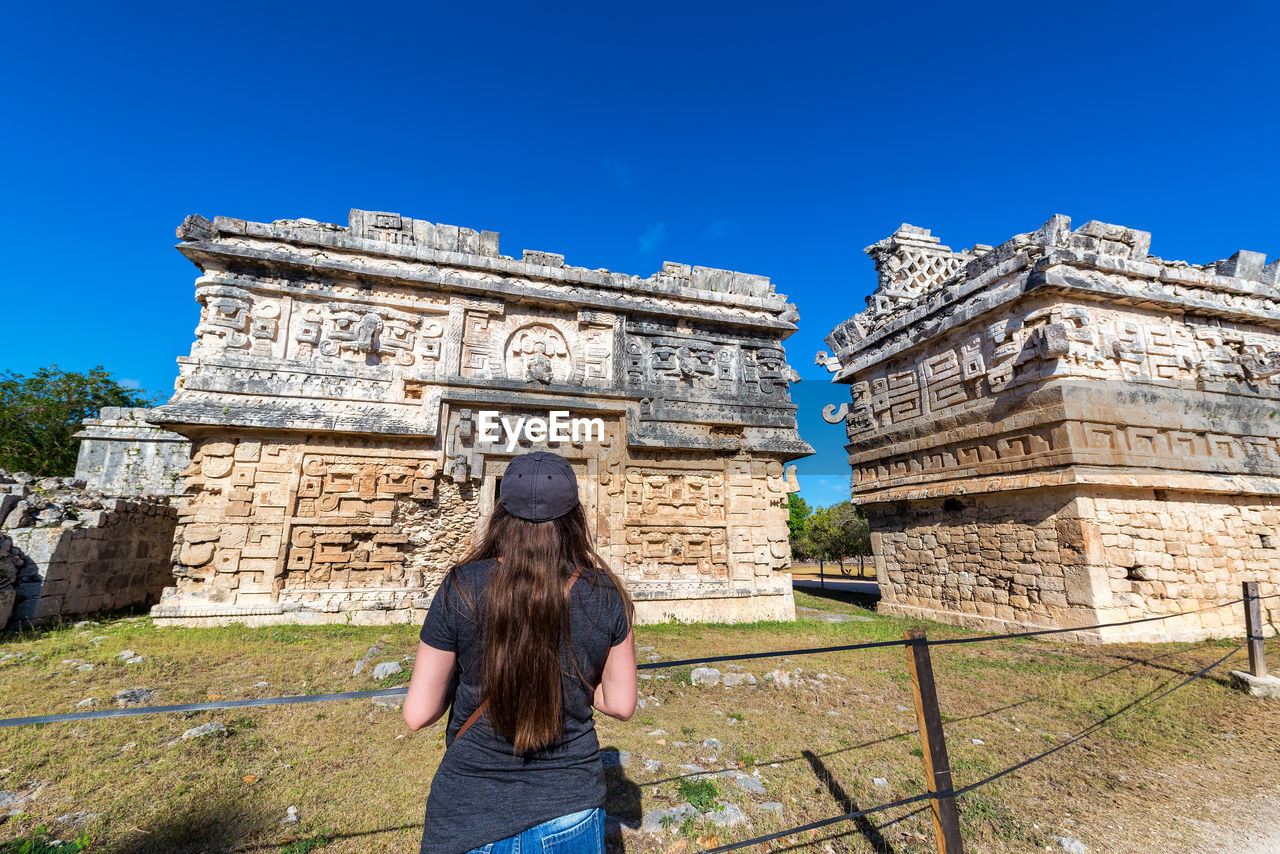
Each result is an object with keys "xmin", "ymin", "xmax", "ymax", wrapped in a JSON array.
[
  {"xmin": 0, "ymin": 593, "xmax": 1272, "ymax": 728},
  {"xmin": 698, "ymin": 642, "xmax": 1245, "ymax": 853},
  {"xmin": 0, "ymin": 596, "xmax": 1261, "ymax": 854}
]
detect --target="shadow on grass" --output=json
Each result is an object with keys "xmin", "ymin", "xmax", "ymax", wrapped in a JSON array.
[
  {"xmin": 602, "ymin": 746, "xmax": 640, "ymax": 851},
  {"xmin": 106, "ymin": 794, "xmax": 276, "ymax": 854},
  {"xmin": 642, "ymin": 639, "xmax": 1241, "ymax": 795},
  {"xmin": 794, "ymin": 586, "xmax": 881, "ymax": 612},
  {"xmin": 1103, "ymin": 648, "xmax": 1242, "ymax": 690},
  {"xmin": 643, "ymin": 727, "xmax": 920, "ymax": 790},
  {"xmin": 762, "ymin": 804, "xmax": 931, "ymax": 854},
  {"xmin": 802, "ymin": 749, "xmax": 896, "ymax": 853}
]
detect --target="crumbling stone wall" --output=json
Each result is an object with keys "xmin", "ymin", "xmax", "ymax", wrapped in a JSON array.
[
  {"xmin": 823, "ymin": 216, "xmax": 1280, "ymax": 641},
  {"xmin": 0, "ymin": 534, "xmax": 19, "ymax": 628},
  {"xmin": 0, "ymin": 472, "xmax": 178, "ymax": 627}
]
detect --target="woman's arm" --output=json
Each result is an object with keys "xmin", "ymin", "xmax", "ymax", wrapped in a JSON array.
[
  {"xmin": 403, "ymin": 641, "xmax": 458, "ymax": 731},
  {"xmin": 593, "ymin": 630, "xmax": 637, "ymax": 721}
]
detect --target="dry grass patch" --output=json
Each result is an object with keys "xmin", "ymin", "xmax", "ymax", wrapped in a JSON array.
[{"xmin": 0, "ymin": 592, "xmax": 1277, "ymax": 853}]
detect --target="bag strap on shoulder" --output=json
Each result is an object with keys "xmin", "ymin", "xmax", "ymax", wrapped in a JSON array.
[{"xmin": 452, "ymin": 567, "xmax": 582, "ymax": 743}]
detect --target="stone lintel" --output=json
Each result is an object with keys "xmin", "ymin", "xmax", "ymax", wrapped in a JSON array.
[{"xmin": 149, "ymin": 402, "xmax": 436, "ymax": 438}]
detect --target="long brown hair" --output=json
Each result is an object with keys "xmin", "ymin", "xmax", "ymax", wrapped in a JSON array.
[{"xmin": 453, "ymin": 502, "xmax": 633, "ymax": 754}]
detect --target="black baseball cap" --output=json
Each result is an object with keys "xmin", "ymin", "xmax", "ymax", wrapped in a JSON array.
[{"xmin": 499, "ymin": 452, "xmax": 580, "ymax": 522}]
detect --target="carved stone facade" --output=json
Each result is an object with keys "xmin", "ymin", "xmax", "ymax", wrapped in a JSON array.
[
  {"xmin": 150, "ymin": 210, "xmax": 810, "ymax": 626},
  {"xmin": 822, "ymin": 217, "xmax": 1280, "ymax": 641}
]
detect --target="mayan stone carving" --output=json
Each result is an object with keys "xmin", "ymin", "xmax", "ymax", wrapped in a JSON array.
[
  {"xmin": 149, "ymin": 210, "xmax": 811, "ymax": 626},
  {"xmin": 823, "ymin": 217, "xmax": 1280, "ymax": 642}
]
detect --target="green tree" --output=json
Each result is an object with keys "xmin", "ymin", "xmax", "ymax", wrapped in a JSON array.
[
  {"xmin": 804, "ymin": 505, "xmax": 834, "ymax": 569},
  {"xmin": 830, "ymin": 500, "xmax": 872, "ymax": 572},
  {"xmin": 786, "ymin": 493, "xmax": 810, "ymax": 542},
  {"xmin": 0, "ymin": 366, "xmax": 156, "ymax": 476}
]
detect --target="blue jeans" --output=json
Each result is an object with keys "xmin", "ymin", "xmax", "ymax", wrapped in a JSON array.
[{"xmin": 466, "ymin": 808, "xmax": 604, "ymax": 854}]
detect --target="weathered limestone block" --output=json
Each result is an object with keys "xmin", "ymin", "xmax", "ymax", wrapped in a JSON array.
[
  {"xmin": 149, "ymin": 210, "xmax": 811, "ymax": 626},
  {"xmin": 74, "ymin": 407, "xmax": 191, "ymax": 496},
  {"xmin": 824, "ymin": 217, "xmax": 1280, "ymax": 641}
]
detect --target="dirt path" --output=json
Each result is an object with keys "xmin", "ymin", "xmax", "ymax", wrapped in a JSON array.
[
  {"xmin": 1062, "ymin": 752, "xmax": 1280, "ymax": 853},
  {"xmin": 1189, "ymin": 791, "xmax": 1280, "ymax": 853}
]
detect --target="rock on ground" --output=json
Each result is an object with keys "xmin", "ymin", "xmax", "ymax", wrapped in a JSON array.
[
  {"xmin": 604, "ymin": 814, "xmax": 639, "ymax": 837},
  {"xmin": 1054, "ymin": 837, "xmax": 1088, "ymax": 853},
  {"xmin": 718, "ymin": 770, "xmax": 765, "ymax": 794},
  {"xmin": 642, "ymin": 803, "xmax": 697, "ymax": 832},
  {"xmin": 690, "ymin": 667, "xmax": 721, "ymax": 687},
  {"xmin": 758, "ymin": 802, "xmax": 783, "ymax": 817},
  {"xmin": 173, "ymin": 721, "xmax": 227, "ymax": 743},
  {"xmin": 372, "ymin": 661, "xmax": 403, "ymax": 679},
  {"xmin": 602, "ymin": 750, "xmax": 631, "ymax": 768},
  {"xmin": 763, "ymin": 669, "xmax": 792, "ymax": 689},
  {"xmin": 353, "ymin": 638, "xmax": 388, "ymax": 676},
  {"xmin": 1, "ymin": 785, "xmax": 43, "ymax": 817},
  {"xmin": 703, "ymin": 803, "xmax": 748, "ymax": 828},
  {"xmin": 114, "ymin": 688, "xmax": 154, "ymax": 706}
]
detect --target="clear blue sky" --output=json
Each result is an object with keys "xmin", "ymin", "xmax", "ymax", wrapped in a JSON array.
[{"xmin": 2, "ymin": 1, "xmax": 1277, "ymax": 507}]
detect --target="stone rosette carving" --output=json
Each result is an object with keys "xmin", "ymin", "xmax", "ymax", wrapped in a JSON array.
[{"xmin": 506, "ymin": 324, "xmax": 570, "ymax": 384}]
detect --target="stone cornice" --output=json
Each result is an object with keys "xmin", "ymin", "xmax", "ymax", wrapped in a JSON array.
[
  {"xmin": 826, "ymin": 216, "xmax": 1280, "ymax": 382},
  {"xmin": 177, "ymin": 211, "xmax": 800, "ymax": 337}
]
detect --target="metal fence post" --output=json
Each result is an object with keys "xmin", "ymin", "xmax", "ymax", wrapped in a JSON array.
[
  {"xmin": 904, "ymin": 629, "xmax": 964, "ymax": 854},
  {"xmin": 1244, "ymin": 581, "xmax": 1267, "ymax": 678}
]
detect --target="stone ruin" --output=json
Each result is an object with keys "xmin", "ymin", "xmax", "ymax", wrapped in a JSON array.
[
  {"xmin": 147, "ymin": 209, "xmax": 811, "ymax": 627},
  {"xmin": 821, "ymin": 217, "xmax": 1280, "ymax": 641},
  {"xmin": 75, "ymin": 407, "xmax": 190, "ymax": 496},
  {"xmin": 0, "ymin": 472, "xmax": 177, "ymax": 628}
]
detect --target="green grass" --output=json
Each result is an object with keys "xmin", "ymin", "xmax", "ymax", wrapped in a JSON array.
[
  {"xmin": 675, "ymin": 778, "xmax": 718, "ymax": 812},
  {"xmin": 0, "ymin": 827, "xmax": 89, "ymax": 854},
  {"xmin": 279, "ymin": 832, "xmax": 334, "ymax": 853}
]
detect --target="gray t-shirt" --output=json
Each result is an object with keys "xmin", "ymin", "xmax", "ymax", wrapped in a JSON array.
[{"xmin": 419, "ymin": 559, "xmax": 630, "ymax": 854}]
